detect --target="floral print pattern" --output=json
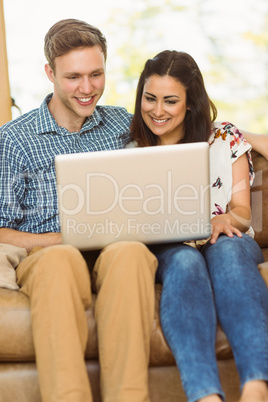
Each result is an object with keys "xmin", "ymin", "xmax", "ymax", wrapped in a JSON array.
[{"xmin": 208, "ymin": 121, "xmax": 254, "ymax": 238}]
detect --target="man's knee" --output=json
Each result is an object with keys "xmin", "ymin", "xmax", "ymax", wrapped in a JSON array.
[
  {"xmin": 93, "ymin": 241, "xmax": 157, "ymax": 290},
  {"xmin": 18, "ymin": 245, "xmax": 91, "ymax": 305},
  {"xmin": 36, "ymin": 244, "xmax": 85, "ymax": 269},
  {"xmin": 103, "ymin": 240, "xmax": 153, "ymax": 257},
  {"xmin": 100, "ymin": 241, "xmax": 157, "ymax": 270},
  {"xmin": 20, "ymin": 244, "xmax": 89, "ymax": 284}
]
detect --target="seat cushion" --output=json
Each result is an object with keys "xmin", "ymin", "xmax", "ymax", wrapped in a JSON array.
[
  {"xmin": 0, "ymin": 285, "xmax": 233, "ymax": 364},
  {"xmin": 1, "ymin": 261, "xmax": 268, "ymax": 364}
]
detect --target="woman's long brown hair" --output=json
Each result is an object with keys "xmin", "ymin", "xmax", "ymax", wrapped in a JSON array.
[{"xmin": 130, "ymin": 50, "xmax": 217, "ymax": 147}]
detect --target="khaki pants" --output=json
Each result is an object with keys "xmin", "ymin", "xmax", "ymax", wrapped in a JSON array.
[{"xmin": 16, "ymin": 241, "xmax": 157, "ymax": 402}]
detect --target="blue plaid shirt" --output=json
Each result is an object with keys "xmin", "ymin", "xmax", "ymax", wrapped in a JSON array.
[{"xmin": 0, "ymin": 94, "xmax": 132, "ymax": 233}]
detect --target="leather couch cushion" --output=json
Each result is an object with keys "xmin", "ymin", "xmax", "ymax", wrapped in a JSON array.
[
  {"xmin": 0, "ymin": 285, "xmax": 233, "ymax": 364},
  {"xmin": 1, "ymin": 263, "xmax": 267, "ymax": 364},
  {"xmin": 251, "ymin": 151, "xmax": 268, "ymax": 247}
]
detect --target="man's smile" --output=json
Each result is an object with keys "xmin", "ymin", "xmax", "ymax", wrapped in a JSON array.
[{"xmin": 75, "ymin": 96, "xmax": 96, "ymax": 106}]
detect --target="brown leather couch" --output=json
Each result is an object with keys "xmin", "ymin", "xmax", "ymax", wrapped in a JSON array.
[{"xmin": 0, "ymin": 150, "xmax": 267, "ymax": 402}]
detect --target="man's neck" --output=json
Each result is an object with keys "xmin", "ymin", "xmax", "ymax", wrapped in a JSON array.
[{"xmin": 48, "ymin": 96, "xmax": 86, "ymax": 133}]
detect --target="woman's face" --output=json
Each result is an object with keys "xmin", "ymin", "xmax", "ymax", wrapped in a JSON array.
[{"xmin": 141, "ymin": 74, "xmax": 188, "ymax": 145}]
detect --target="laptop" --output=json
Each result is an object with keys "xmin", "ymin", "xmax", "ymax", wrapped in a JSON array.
[{"xmin": 55, "ymin": 142, "xmax": 211, "ymax": 251}]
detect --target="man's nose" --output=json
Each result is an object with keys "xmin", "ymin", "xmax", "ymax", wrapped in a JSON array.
[{"xmin": 80, "ymin": 77, "xmax": 93, "ymax": 94}]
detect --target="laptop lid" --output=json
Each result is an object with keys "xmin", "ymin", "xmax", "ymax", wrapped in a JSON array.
[{"xmin": 55, "ymin": 142, "xmax": 211, "ymax": 250}]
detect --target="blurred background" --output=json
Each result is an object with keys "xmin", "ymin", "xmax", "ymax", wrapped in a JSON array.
[{"xmin": 3, "ymin": 0, "xmax": 268, "ymax": 132}]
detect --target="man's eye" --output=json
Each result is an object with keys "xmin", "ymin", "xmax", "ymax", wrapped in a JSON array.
[
  {"xmin": 92, "ymin": 72, "xmax": 102, "ymax": 78},
  {"xmin": 68, "ymin": 76, "xmax": 77, "ymax": 80}
]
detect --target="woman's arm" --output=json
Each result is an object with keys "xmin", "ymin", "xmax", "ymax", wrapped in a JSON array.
[
  {"xmin": 210, "ymin": 153, "xmax": 251, "ymax": 244},
  {"xmin": 0, "ymin": 228, "xmax": 62, "ymax": 253},
  {"xmin": 241, "ymin": 130, "xmax": 268, "ymax": 160}
]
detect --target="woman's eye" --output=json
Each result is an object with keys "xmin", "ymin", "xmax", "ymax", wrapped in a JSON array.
[{"xmin": 145, "ymin": 96, "xmax": 155, "ymax": 102}]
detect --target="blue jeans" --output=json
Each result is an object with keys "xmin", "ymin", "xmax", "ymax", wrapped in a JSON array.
[{"xmin": 150, "ymin": 234, "xmax": 268, "ymax": 402}]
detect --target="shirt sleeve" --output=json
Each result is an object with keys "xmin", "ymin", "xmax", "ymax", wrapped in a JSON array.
[
  {"xmin": 226, "ymin": 123, "xmax": 254, "ymax": 187},
  {"xmin": 0, "ymin": 130, "xmax": 26, "ymax": 229}
]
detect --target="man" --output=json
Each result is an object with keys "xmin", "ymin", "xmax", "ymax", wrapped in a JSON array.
[{"xmin": 0, "ymin": 19, "xmax": 157, "ymax": 402}]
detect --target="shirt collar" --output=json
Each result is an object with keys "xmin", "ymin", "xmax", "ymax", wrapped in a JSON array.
[
  {"xmin": 35, "ymin": 93, "xmax": 104, "ymax": 135},
  {"xmin": 81, "ymin": 107, "xmax": 103, "ymax": 134}
]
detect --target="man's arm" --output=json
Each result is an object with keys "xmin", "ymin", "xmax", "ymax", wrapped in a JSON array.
[
  {"xmin": 0, "ymin": 228, "xmax": 62, "ymax": 253},
  {"xmin": 241, "ymin": 130, "xmax": 268, "ymax": 160}
]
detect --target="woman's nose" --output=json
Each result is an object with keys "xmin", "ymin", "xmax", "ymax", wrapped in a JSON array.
[{"xmin": 153, "ymin": 102, "xmax": 165, "ymax": 116}]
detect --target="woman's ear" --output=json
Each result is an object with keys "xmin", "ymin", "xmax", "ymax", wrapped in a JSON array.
[{"xmin": 44, "ymin": 63, "xmax": 55, "ymax": 84}]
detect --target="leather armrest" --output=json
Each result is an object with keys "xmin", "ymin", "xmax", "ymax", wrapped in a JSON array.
[{"xmin": 258, "ymin": 262, "xmax": 268, "ymax": 287}]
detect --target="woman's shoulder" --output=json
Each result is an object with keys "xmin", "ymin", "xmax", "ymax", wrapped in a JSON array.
[
  {"xmin": 210, "ymin": 121, "xmax": 254, "ymax": 183},
  {"xmin": 210, "ymin": 121, "xmax": 246, "ymax": 146},
  {"xmin": 211, "ymin": 121, "xmax": 241, "ymax": 136}
]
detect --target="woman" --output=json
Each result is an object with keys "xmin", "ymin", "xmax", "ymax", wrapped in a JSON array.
[{"xmin": 129, "ymin": 50, "xmax": 268, "ymax": 402}]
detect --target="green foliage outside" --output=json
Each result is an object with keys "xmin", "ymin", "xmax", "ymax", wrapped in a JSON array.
[{"xmin": 101, "ymin": 0, "xmax": 268, "ymax": 133}]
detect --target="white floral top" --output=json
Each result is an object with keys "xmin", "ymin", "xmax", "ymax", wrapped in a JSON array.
[
  {"xmin": 209, "ymin": 121, "xmax": 253, "ymax": 217},
  {"xmin": 208, "ymin": 121, "xmax": 254, "ymax": 239}
]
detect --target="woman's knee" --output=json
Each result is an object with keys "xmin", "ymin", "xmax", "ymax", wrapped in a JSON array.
[
  {"xmin": 159, "ymin": 245, "xmax": 203, "ymax": 270},
  {"xmin": 156, "ymin": 245, "xmax": 205, "ymax": 283},
  {"xmin": 204, "ymin": 234, "xmax": 261, "ymax": 264}
]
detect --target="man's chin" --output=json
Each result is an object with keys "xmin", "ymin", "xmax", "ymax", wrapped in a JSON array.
[{"xmin": 76, "ymin": 105, "xmax": 96, "ymax": 119}]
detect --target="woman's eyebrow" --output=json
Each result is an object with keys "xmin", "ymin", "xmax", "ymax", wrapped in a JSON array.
[
  {"xmin": 164, "ymin": 95, "xmax": 180, "ymax": 99},
  {"xmin": 144, "ymin": 91, "xmax": 180, "ymax": 99},
  {"xmin": 144, "ymin": 92, "xmax": 156, "ymax": 98}
]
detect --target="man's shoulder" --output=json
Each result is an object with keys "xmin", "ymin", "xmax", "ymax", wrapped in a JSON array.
[
  {"xmin": 0, "ymin": 108, "xmax": 39, "ymax": 135},
  {"xmin": 96, "ymin": 105, "xmax": 133, "ymax": 124},
  {"xmin": 96, "ymin": 105, "xmax": 130, "ymax": 114}
]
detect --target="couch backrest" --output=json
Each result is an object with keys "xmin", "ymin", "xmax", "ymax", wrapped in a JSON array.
[{"xmin": 251, "ymin": 151, "xmax": 268, "ymax": 248}]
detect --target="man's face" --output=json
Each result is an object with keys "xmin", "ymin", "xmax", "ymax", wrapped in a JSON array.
[{"xmin": 45, "ymin": 46, "xmax": 106, "ymax": 128}]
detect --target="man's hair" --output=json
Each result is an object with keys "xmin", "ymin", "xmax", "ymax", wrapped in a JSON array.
[{"xmin": 44, "ymin": 18, "xmax": 107, "ymax": 71}]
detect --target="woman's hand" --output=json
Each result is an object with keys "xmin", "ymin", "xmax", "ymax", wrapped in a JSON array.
[
  {"xmin": 210, "ymin": 215, "xmax": 242, "ymax": 244},
  {"xmin": 210, "ymin": 153, "xmax": 251, "ymax": 244}
]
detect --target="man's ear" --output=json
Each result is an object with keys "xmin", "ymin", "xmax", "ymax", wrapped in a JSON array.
[{"xmin": 45, "ymin": 64, "xmax": 55, "ymax": 83}]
